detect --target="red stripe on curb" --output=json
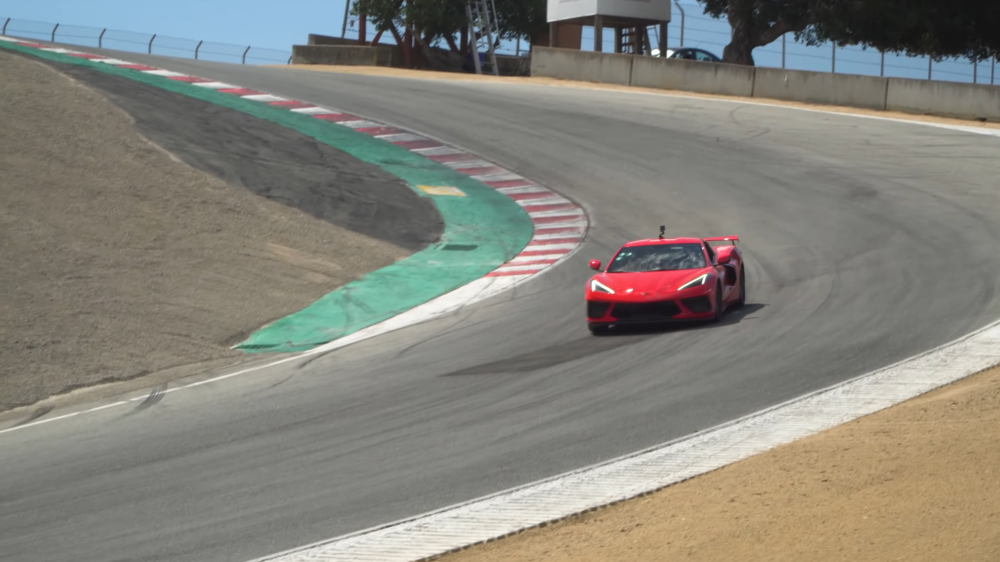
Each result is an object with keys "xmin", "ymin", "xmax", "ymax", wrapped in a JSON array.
[
  {"xmin": 456, "ymin": 166, "xmax": 507, "ymax": 176},
  {"xmin": 534, "ymin": 227, "xmax": 586, "ymax": 237},
  {"xmin": 487, "ymin": 269, "xmax": 538, "ymax": 277},
  {"xmin": 502, "ymin": 258, "xmax": 561, "ymax": 266},
  {"xmin": 114, "ymin": 64, "xmax": 159, "ymax": 71},
  {"xmin": 66, "ymin": 52, "xmax": 103, "ymax": 59},
  {"xmin": 519, "ymin": 248, "xmax": 571, "ymax": 256},
  {"xmin": 485, "ymin": 179, "xmax": 532, "ymax": 189},
  {"xmin": 507, "ymin": 191, "xmax": 555, "ymax": 201},
  {"xmin": 522, "ymin": 203, "xmax": 577, "ymax": 214},
  {"xmin": 395, "ymin": 139, "xmax": 443, "ymax": 150},
  {"xmin": 536, "ymin": 228, "xmax": 585, "ymax": 236},
  {"xmin": 168, "ymin": 75, "xmax": 213, "ymax": 83},
  {"xmin": 356, "ymin": 126, "xmax": 407, "ymax": 136},
  {"xmin": 217, "ymin": 87, "xmax": 266, "ymax": 96},
  {"xmin": 268, "ymin": 100, "xmax": 314, "ymax": 109},
  {"xmin": 17, "ymin": 42, "xmax": 44, "ymax": 47},
  {"xmin": 313, "ymin": 113, "xmax": 360, "ymax": 122},
  {"xmin": 524, "ymin": 237, "xmax": 581, "ymax": 245},
  {"xmin": 426, "ymin": 153, "xmax": 478, "ymax": 163},
  {"xmin": 532, "ymin": 215, "xmax": 585, "ymax": 225}
]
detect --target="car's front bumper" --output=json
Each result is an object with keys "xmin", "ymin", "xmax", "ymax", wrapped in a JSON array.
[{"xmin": 586, "ymin": 293, "xmax": 715, "ymax": 324}]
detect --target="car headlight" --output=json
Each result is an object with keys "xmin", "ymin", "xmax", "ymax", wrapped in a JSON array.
[
  {"xmin": 677, "ymin": 273, "xmax": 709, "ymax": 291},
  {"xmin": 590, "ymin": 279, "xmax": 615, "ymax": 294}
]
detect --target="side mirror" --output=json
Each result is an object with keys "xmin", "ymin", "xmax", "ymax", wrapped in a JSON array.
[
  {"xmin": 589, "ymin": 259, "xmax": 601, "ymax": 271},
  {"xmin": 716, "ymin": 254, "xmax": 731, "ymax": 265}
]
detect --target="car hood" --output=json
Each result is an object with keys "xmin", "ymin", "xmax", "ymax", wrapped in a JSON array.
[{"xmin": 593, "ymin": 268, "xmax": 711, "ymax": 296}]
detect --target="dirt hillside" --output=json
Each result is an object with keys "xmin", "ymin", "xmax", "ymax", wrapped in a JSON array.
[{"xmin": 0, "ymin": 50, "xmax": 412, "ymax": 412}]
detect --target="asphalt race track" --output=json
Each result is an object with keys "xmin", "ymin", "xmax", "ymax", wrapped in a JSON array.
[{"xmin": 3, "ymin": 51, "xmax": 1000, "ymax": 562}]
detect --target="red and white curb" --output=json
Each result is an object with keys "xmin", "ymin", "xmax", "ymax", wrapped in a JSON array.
[
  {"xmin": 0, "ymin": 36, "xmax": 587, "ymax": 283},
  {"xmin": 0, "ymin": 37, "xmax": 587, "ymax": 425}
]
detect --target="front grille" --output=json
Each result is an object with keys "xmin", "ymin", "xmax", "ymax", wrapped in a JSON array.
[
  {"xmin": 682, "ymin": 295, "xmax": 712, "ymax": 313},
  {"xmin": 611, "ymin": 300, "xmax": 681, "ymax": 320},
  {"xmin": 587, "ymin": 301, "xmax": 612, "ymax": 319}
]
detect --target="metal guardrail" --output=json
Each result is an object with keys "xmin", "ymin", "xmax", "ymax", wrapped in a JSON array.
[{"xmin": 0, "ymin": 17, "xmax": 293, "ymax": 65}]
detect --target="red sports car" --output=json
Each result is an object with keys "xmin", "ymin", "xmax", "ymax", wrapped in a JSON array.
[{"xmin": 585, "ymin": 227, "xmax": 746, "ymax": 334}]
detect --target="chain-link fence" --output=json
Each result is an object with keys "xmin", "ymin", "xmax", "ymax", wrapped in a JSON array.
[
  {"xmin": 577, "ymin": 1, "xmax": 996, "ymax": 85},
  {"xmin": 5, "ymin": 10, "xmax": 995, "ymax": 84},
  {"xmin": 341, "ymin": 4, "xmax": 996, "ymax": 84},
  {"xmin": 1, "ymin": 17, "xmax": 292, "ymax": 65}
]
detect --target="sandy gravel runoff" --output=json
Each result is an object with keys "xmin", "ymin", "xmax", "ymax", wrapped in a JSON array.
[
  {"xmin": 0, "ymin": 50, "xmax": 412, "ymax": 412},
  {"xmin": 439, "ymin": 364, "xmax": 1000, "ymax": 562}
]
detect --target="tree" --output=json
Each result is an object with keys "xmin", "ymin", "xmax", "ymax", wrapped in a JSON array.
[
  {"xmin": 697, "ymin": 0, "xmax": 814, "ymax": 66},
  {"xmin": 697, "ymin": 0, "xmax": 1000, "ymax": 67},
  {"xmin": 492, "ymin": 0, "xmax": 548, "ymax": 43},
  {"xmin": 350, "ymin": 0, "xmax": 545, "ymax": 60},
  {"xmin": 803, "ymin": 0, "xmax": 1000, "ymax": 62}
]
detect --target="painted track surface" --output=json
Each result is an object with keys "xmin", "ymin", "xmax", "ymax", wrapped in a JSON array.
[{"xmin": 3, "ymin": 51, "xmax": 1000, "ymax": 562}]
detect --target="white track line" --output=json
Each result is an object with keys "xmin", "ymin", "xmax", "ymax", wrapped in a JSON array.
[
  {"xmin": 410, "ymin": 146, "xmax": 465, "ymax": 156},
  {"xmin": 376, "ymin": 132, "xmax": 424, "ymax": 143},
  {"xmin": 191, "ymin": 81, "xmax": 237, "ymax": 89},
  {"xmin": 290, "ymin": 106, "xmax": 339, "ymax": 115},
  {"xmin": 0, "ymin": 275, "xmax": 523, "ymax": 437},
  {"xmin": 249, "ymin": 319, "xmax": 1000, "ymax": 562},
  {"xmin": 241, "ymin": 94, "xmax": 288, "ymax": 103}
]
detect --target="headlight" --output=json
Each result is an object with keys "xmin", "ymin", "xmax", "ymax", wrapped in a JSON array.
[
  {"xmin": 677, "ymin": 273, "xmax": 709, "ymax": 291},
  {"xmin": 590, "ymin": 279, "xmax": 615, "ymax": 294}
]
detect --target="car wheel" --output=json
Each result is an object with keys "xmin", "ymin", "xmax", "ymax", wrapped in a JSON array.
[
  {"xmin": 736, "ymin": 266, "xmax": 746, "ymax": 308},
  {"xmin": 712, "ymin": 282, "xmax": 724, "ymax": 322},
  {"xmin": 589, "ymin": 323, "xmax": 611, "ymax": 336}
]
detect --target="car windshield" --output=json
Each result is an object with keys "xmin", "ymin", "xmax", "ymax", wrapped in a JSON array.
[{"xmin": 606, "ymin": 243, "xmax": 706, "ymax": 273}]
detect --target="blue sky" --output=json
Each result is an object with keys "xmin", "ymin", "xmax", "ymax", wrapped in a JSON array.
[{"xmin": 2, "ymin": 0, "xmax": 994, "ymax": 84}]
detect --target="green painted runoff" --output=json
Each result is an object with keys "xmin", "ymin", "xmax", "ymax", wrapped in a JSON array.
[{"xmin": 1, "ymin": 41, "xmax": 534, "ymax": 352}]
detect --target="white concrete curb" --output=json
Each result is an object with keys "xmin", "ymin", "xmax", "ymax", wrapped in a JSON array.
[{"xmin": 250, "ymin": 318, "xmax": 1000, "ymax": 561}]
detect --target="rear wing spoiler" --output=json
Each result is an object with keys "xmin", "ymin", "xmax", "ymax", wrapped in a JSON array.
[{"xmin": 704, "ymin": 236, "xmax": 739, "ymax": 247}]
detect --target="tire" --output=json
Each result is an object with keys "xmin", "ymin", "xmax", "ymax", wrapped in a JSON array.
[
  {"xmin": 712, "ymin": 282, "xmax": 724, "ymax": 323},
  {"xmin": 736, "ymin": 266, "xmax": 746, "ymax": 308},
  {"xmin": 589, "ymin": 323, "xmax": 611, "ymax": 336}
]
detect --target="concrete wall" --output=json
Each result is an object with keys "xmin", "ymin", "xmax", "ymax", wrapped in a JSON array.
[
  {"xmin": 631, "ymin": 56, "xmax": 755, "ymax": 97},
  {"xmin": 753, "ymin": 67, "xmax": 888, "ymax": 110},
  {"xmin": 530, "ymin": 47, "xmax": 633, "ymax": 85},
  {"xmin": 887, "ymin": 78, "xmax": 1000, "ymax": 121},
  {"xmin": 291, "ymin": 45, "xmax": 400, "ymax": 67},
  {"xmin": 529, "ymin": 46, "xmax": 1000, "ymax": 123},
  {"xmin": 497, "ymin": 54, "xmax": 531, "ymax": 77},
  {"xmin": 307, "ymin": 34, "xmax": 357, "ymax": 47},
  {"xmin": 307, "ymin": 34, "xmax": 397, "ymax": 49}
]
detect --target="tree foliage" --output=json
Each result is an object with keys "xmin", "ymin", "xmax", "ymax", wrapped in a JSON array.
[
  {"xmin": 804, "ymin": 1, "xmax": 1000, "ymax": 62},
  {"xmin": 696, "ymin": 0, "xmax": 1000, "ymax": 66},
  {"xmin": 697, "ymin": 0, "xmax": 813, "ymax": 65},
  {"xmin": 491, "ymin": 0, "xmax": 548, "ymax": 42},
  {"xmin": 350, "ymin": 0, "xmax": 545, "ymax": 49}
]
